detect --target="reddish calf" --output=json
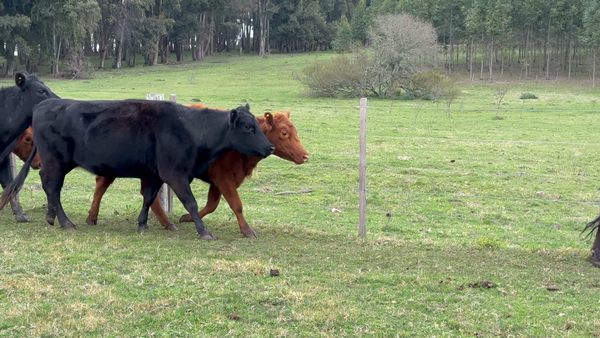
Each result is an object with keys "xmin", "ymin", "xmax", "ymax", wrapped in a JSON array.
[
  {"xmin": 13, "ymin": 127, "xmax": 42, "ymax": 169},
  {"xmin": 86, "ymin": 104, "xmax": 309, "ymax": 238}
]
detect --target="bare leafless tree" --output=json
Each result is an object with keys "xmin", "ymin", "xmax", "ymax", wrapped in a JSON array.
[{"xmin": 364, "ymin": 14, "xmax": 440, "ymax": 97}]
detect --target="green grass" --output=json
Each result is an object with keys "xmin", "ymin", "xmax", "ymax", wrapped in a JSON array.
[{"xmin": 2, "ymin": 53, "xmax": 600, "ymax": 336}]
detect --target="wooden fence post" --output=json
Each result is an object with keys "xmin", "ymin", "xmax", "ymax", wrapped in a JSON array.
[
  {"xmin": 359, "ymin": 98, "xmax": 367, "ymax": 237},
  {"xmin": 145, "ymin": 93, "xmax": 174, "ymax": 214}
]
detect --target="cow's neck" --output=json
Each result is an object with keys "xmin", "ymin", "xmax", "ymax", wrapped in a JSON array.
[
  {"xmin": 183, "ymin": 108, "xmax": 231, "ymax": 174},
  {"xmin": 0, "ymin": 87, "xmax": 33, "ymax": 159}
]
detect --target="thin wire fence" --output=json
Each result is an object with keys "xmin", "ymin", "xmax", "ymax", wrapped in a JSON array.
[
  {"xmin": 11, "ymin": 98, "xmax": 599, "ymax": 235},
  {"xmin": 197, "ymin": 100, "xmax": 600, "ymax": 114},
  {"xmin": 243, "ymin": 100, "xmax": 600, "ymax": 234}
]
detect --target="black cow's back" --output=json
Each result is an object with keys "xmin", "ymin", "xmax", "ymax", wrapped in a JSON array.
[{"xmin": 33, "ymin": 99, "xmax": 198, "ymax": 179}]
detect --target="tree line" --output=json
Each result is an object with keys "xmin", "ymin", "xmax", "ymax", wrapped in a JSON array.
[{"xmin": 2, "ymin": 0, "xmax": 600, "ymax": 81}]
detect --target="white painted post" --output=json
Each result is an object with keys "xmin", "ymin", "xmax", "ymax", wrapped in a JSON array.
[
  {"xmin": 9, "ymin": 153, "xmax": 17, "ymax": 178},
  {"xmin": 359, "ymin": 98, "xmax": 367, "ymax": 237},
  {"xmin": 145, "ymin": 93, "xmax": 164, "ymax": 101},
  {"xmin": 164, "ymin": 94, "xmax": 177, "ymax": 213},
  {"xmin": 145, "ymin": 93, "xmax": 173, "ymax": 214},
  {"xmin": 8, "ymin": 153, "xmax": 20, "ymax": 205}
]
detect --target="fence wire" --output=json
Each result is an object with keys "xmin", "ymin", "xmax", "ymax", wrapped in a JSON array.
[{"xmin": 12, "ymin": 98, "xmax": 600, "ymax": 235}]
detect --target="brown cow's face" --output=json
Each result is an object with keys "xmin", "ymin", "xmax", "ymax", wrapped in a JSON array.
[
  {"xmin": 12, "ymin": 127, "xmax": 42, "ymax": 169},
  {"xmin": 260, "ymin": 111, "xmax": 309, "ymax": 165}
]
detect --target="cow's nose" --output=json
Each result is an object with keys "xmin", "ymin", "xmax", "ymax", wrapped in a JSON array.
[
  {"xmin": 303, "ymin": 154, "xmax": 309, "ymax": 162},
  {"xmin": 269, "ymin": 146, "xmax": 275, "ymax": 154}
]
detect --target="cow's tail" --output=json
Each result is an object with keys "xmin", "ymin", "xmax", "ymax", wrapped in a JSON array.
[
  {"xmin": 0, "ymin": 145, "xmax": 36, "ymax": 211},
  {"xmin": 582, "ymin": 215, "xmax": 600, "ymax": 241}
]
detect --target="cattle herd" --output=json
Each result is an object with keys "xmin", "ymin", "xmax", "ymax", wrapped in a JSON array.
[
  {"xmin": 0, "ymin": 72, "xmax": 308, "ymax": 241},
  {"xmin": 2, "ymin": 72, "xmax": 600, "ymax": 267}
]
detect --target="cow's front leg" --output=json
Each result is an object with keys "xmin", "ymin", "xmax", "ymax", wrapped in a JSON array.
[
  {"xmin": 179, "ymin": 184, "xmax": 222, "ymax": 223},
  {"xmin": 167, "ymin": 177, "xmax": 215, "ymax": 241},
  {"xmin": 137, "ymin": 178, "xmax": 163, "ymax": 232},
  {"xmin": 219, "ymin": 180, "xmax": 256, "ymax": 238},
  {"xmin": 0, "ymin": 156, "xmax": 29, "ymax": 222}
]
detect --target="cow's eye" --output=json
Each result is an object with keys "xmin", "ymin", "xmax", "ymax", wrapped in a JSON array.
[
  {"xmin": 245, "ymin": 125, "xmax": 253, "ymax": 131},
  {"xmin": 281, "ymin": 131, "xmax": 288, "ymax": 137},
  {"xmin": 25, "ymin": 137, "xmax": 32, "ymax": 142},
  {"xmin": 38, "ymin": 89, "xmax": 46, "ymax": 95}
]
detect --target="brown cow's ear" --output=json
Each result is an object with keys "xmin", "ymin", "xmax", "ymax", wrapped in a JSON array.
[
  {"xmin": 264, "ymin": 112, "xmax": 274, "ymax": 126},
  {"xmin": 285, "ymin": 111, "xmax": 290, "ymax": 118},
  {"xmin": 15, "ymin": 72, "xmax": 27, "ymax": 88}
]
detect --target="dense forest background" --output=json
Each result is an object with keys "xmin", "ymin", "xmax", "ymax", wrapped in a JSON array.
[{"xmin": 2, "ymin": 0, "xmax": 600, "ymax": 80}]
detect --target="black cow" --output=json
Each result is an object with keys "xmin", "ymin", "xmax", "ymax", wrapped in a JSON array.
[
  {"xmin": 0, "ymin": 72, "xmax": 59, "ymax": 222},
  {"xmin": 0, "ymin": 99, "xmax": 273, "ymax": 240}
]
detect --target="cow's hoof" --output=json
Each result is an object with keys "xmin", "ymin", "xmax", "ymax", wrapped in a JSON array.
[
  {"xmin": 15, "ymin": 214, "xmax": 30, "ymax": 223},
  {"xmin": 138, "ymin": 226, "xmax": 150, "ymax": 233},
  {"xmin": 46, "ymin": 215, "xmax": 55, "ymax": 225},
  {"xmin": 243, "ymin": 230, "xmax": 258, "ymax": 239},
  {"xmin": 165, "ymin": 224, "xmax": 178, "ymax": 231},
  {"xmin": 178, "ymin": 214, "xmax": 193, "ymax": 223},
  {"xmin": 86, "ymin": 218, "xmax": 97, "ymax": 226},
  {"xmin": 62, "ymin": 224, "xmax": 77, "ymax": 231},
  {"xmin": 199, "ymin": 234, "xmax": 217, "ymax": 241}
]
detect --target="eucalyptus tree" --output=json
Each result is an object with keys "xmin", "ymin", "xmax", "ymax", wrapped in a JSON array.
[
  {"xmin": 97, "ymin": 0, "xmax": 119, "ymax": 69},
  {"xmin": 257, "ymin": 0, "xmax": 274, "ymax": 56},
  {"xmin": 509, "ymin": 0, "xmax": 537, "ymax": 78},
  {"xmin": 31, "ymin": 0, "xmax": 100, "ymax": 76},
  {"xmin": 0, "ymin": 1, "xmax": 32, "ymax": 76},
  {"xmin": 582, "ymin": 0, "xmax": 600, "ymax": 87},
  {"xmin": 465, "ymin": 0, "xmax": 486, "ymax": 80},
  {"xmin": 350, "ymin": 0, "xmax": 370, "ymax": 45},
  {"xmin": 484, "ymin": 0, "xmax": 512, "ymax": 80},
  {"xmin": 563, "ymin": 0, "xmax": 584, "ymax": 79}
]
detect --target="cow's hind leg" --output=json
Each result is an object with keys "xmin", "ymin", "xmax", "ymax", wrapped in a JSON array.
[
  {"xmin": 0, "ymin": 156, "xmax": 29, "ymax": 222},
  {"xmin": 86, "ymin": 176, "xmax": 116, "ymax": 226},
  {"xmin": 142, "ymin": 180, "xmax": 177, "ymax": 231},
  {"xmin": 179, "ymin": 184, "xmax": 222, "ymax": 223},
  {"xmin": 167, "ymin": 178, "xmax": 215, "ymax": 240},
  {"xmin": 137, "ymin": 178, "xmax": 163, "ymax": 232},
  {"xmin": 38, "ymin": 169, "xmax": 56, "ymax": 225},
  {"xmin": 583, "ymin": 216, "xmax": 600, "ymax": 267},
  {"xmin": 40, "ymin": 164, "xmax": 76, "ymax": 230}
]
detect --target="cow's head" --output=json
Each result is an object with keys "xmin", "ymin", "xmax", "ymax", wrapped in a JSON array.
[
  {"xmin": 258, "ymin": 111, "xmax": 309, "ymax": 164},
  {"xmin": 15, "ymin": 72, "xmax": 60, "ymax": 113},
  {"xmin": 227, "ymin": 104, "xmax": 274, "ymax": 158},
  {"xmin": 12, "ymin": 127, "xmax": 42, "ymax": 169}
]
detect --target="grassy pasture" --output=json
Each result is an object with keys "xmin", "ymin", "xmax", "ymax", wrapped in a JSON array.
[{"xmin": 1, "ymin": 53, "xmax": 600, "ymax": 336}]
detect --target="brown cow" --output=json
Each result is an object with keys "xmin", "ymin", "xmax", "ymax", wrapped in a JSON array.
[
  {"xmin": 86, "ymin": 104, "xmax": 309, "ymax": 238},
  {"xmin": 13, "ymin": 127, "xmax": 42, "ymax": 170}
]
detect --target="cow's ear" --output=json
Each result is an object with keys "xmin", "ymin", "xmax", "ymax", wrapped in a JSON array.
[
  {"xmin": 245, "ymin": 103, "xmax": 250, "ymax": 110},
  {"xmin": 15, "ymin": 72, "xmax": 28, "ymax": 88},
  {"xmin": 284, "ymin": 111, "xmax": 291, "ymax": 118},
  {"xmin": 230, "ymin": 109, "xmax": 239, "ymax": 128},
  {"xmin": 264, "ymin": 112, "xmax": 274, "ymax": 126}
]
